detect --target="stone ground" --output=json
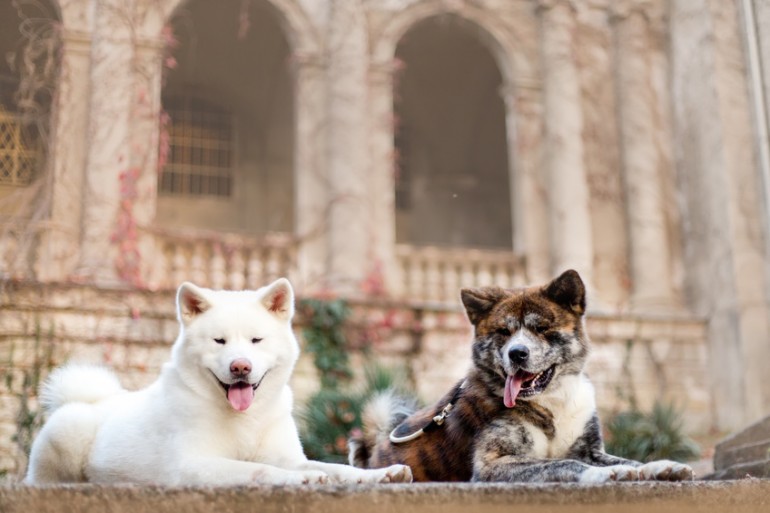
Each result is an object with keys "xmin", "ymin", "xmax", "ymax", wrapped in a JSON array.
[{"xmin": 1, "ymin": 480, "xmax": 769, "ymax": 513}]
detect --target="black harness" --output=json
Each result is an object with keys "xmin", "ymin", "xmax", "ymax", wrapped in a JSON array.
[{"xmin": 389, "ymin": 380, "xmax": 467, "ymax": 444}]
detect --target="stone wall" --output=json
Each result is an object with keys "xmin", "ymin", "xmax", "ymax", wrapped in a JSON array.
[
  {"xmin": 1, "ymin": 0, "xmax": 768, "ymax": 441},
  {"xmin": 0, "ymin": 282, "xmax": 709, "ymax": 479}
]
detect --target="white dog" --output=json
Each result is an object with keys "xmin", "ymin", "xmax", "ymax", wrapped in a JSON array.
[{"xmin": 25, "ymin": 278, "xmax": 412, "ymax": 486}]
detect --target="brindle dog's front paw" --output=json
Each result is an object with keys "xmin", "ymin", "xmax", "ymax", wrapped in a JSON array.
[
  {"xmin": 639, "ymin": 460, "xmax": 694, "ymax": 481},
  {"xmin": 579, "ymin": 464, "xmax": 640, "ymax": 483}
]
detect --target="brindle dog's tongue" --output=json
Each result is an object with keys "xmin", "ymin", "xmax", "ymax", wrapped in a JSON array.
[{"xmin": 504, "ymin": 374, "xmax": 525, "ymax": 408}]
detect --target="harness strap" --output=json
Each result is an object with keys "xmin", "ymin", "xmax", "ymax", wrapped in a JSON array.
[{"xmin": 388, "ymin": 380, "xmax": 467, "ymax": 445}]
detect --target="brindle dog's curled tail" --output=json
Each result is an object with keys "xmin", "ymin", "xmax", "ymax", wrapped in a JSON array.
[{"xmin": 348, "ymin": 389, "xmax": 419, "ymax": 468}]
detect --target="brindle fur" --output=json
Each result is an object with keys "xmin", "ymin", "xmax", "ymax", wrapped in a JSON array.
[{"xmin": 349, "ymin": 270, "xmax": 694, "ymax": 483}]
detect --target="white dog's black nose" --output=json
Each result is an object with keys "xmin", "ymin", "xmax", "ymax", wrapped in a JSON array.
[
  {"xmin": 509, "ymin": 345, "xmax": 529, "ymax": 365},
  {"xmin": 230, "ymin": 358, "xmax": 252, "ymax": 378}
]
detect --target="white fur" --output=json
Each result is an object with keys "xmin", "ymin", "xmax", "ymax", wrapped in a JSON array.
[
  {"xmin": 521, "ymin": 373, "xmax": 597, "ymax": 460},
  {"xmin": 26, "ymin": 279, "xmax": 411, "ymax": 486},
  {"xmin": 579, "ymin": 464, "xmax": 639, "ymax": 483},
  {"xmin": 639, "ymin": 460, "xmax": 695, "ymax": 480}
]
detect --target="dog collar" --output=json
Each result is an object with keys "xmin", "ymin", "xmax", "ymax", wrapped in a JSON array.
[{"xmin": 388, "ymin": 380, "xmax": 467, "ymax": 444}]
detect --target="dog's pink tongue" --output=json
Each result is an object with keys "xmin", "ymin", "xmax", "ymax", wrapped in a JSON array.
[
  {"xmin": 227, "ymin": 382, "xmax": 254, "ymax": 412},
  {"xmin": 504, "ymin": 374, "xmax": 524, "ymax": 408}
]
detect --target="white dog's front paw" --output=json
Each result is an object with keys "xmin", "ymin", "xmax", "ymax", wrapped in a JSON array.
[
  {"xmin": 579, "ymin": 464, "xmax": 639, "ymax": 483},
  {"xmin": 280, "ymin": 470, "xmax": 328, "ymax": 485},
  {"xmin": 378, "ymin": 464, "xmax": 412, "ymax": 483},
  {"xmin": 339, "ymin": 464, "xmax": 413, "ymax": 484},
  {"xmin": 639, "ymin": 460, "xmax": 694, "ymax": 481}
]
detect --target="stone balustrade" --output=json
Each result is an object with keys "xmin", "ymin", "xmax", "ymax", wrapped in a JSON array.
[
  {"xmin": 395, "ymin": 244, "xmax": 527, "ymax": 304},
  {"xmin": 148, "ymin": 229, "xmax": 298, "ymax": 291}
]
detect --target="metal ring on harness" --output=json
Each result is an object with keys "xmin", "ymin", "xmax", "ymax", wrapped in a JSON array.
[
  {"xmin": 388, "ymin": 381, "xmax": 466, "ymax": 445},
  {"xmin": 389, "ymin": 427, "xmax": 426, "ymax": 444}
]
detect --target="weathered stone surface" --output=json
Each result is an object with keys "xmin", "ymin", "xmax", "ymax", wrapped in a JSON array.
[
  {"xmin": 2, "ymin": 481, "xmax": 770, "ymax": 513},
  {"xmin": 711, "ymin": 415, "xmax": 770, "ymax": 478}
]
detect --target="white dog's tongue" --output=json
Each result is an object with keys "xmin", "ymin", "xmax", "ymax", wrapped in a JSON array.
[
  {"xmin": 227, "ymin": 382, "xmax": 254, "ymax": 412},
  {"xmin": 504, "ymin": 374, "xmax": 524, "ymax": 408}
]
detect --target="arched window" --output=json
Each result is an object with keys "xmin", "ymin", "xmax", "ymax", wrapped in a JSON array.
[
  {"xmin": 159, "ymin": 0, "xmax": 294, "ymax": 235},
  {"xmin": 394, "ymin": 15, "xmax": 512, "ymax": 250},
  {"xmin": 0, "ymin": 0, "xmax": 59, "ymax": 190}
]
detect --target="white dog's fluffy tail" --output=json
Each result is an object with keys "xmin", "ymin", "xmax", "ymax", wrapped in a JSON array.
[{"xmin": 40, "ymin": 364, "xmax": 125, "ymax": 414}]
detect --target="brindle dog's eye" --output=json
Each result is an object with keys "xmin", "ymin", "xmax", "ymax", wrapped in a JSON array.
[
  {"xmin": 496, "ymin": 327, "xmax": 511, "ymax": 337},
  {"xmin": 214, "ymin": 338, "xmax": 226, "ymax": 345},
  {"xmin": 534, "ymin": 325, "xmax": 549, "ymax": 334}
]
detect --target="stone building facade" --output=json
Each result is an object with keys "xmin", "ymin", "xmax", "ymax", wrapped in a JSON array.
[{"xmin": 1, "ymin": 0, "xmax": 770, "ymax": 475}]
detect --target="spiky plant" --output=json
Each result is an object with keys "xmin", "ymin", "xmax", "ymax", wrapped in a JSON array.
[{"xmin": 604, "ymin": 401, "xmax": 701, "ymax": 463}]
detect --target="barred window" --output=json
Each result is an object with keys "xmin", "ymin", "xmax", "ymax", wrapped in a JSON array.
[
  {"xmin": 0, "ymin": 105, "xmax": 40, "ymax": 187},
  {"xmin": 160, "ymin": 96, "xmax": 233, "ymax": 197}
]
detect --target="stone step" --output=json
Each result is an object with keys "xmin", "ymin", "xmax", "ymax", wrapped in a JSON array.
[
  {"xmin": 705, "ymin": 458, "xmax": 770, "ymax": 480},
  {"xmin": 713, "ymin": 438, "xmax": 770, "ymax": 470},
  {"xmin": 710, "ymin": 414, "xmax": 770, "ymax": 479},
  {"xmin": 1, "ymin": 481, "xmax": 770, "ymax": 513},
  {"xmin": 713, "ymin": 415, "xmax": 770, "ymax": 452}
]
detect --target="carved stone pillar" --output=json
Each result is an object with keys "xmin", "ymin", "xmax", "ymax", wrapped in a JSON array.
[
  {"xmin": 323, "ymin": 0, "xmax": 370, "ymax": 295},
  {"xmin": 500, "ymin": 81, "xmax": 550, "ymax": 285},
  {"xmin": 367, "ymin": 60, "xmax": 399, "ymax": 296},
  {"xmin": 293, "ymin": 52, "xmax": 328, "ymax": 292},
  {"xmin": 74, "ymin": 0, "xmax": 135, "ymax": 285},
  {"xmin": 612, "ymin": 2, "xmax": 677, "ymax": 312},
  {"xmin": 538, "ymin": 0, "xmax": 594, "ymax": 284},
  {"xmin": 132, "ymin": 37, "xmax": 165, "ymax": 288},
  {"xmin": 35, "ymin": 30, "xmax": 92, "ymax": 281}
]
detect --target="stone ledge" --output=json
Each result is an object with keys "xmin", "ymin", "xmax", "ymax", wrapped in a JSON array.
[{"xmin": 1, "ymin": 481, "xmax": 769, "ymax": 513}]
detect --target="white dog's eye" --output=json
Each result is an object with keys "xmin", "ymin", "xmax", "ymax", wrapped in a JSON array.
[
  {"xmin": 251, "ymin": 338, "xmax": 263, "ymax": 344},
  {"xmin": 214, "ymin": 338, "xmax": 226, "ymax": 345}
]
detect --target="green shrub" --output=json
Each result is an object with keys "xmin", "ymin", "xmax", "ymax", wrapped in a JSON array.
[
  {"xmin": 604, "ymin": 401, "xmax": 701, "ymax": 462},
  {"xmin": 300, "ymin": 365, "xmax": 411, "ymax": 463}
]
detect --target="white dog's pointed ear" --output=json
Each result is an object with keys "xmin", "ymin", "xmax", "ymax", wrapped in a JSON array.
[
  {"xmin": 261, "ymin": 278, "xmax": 295, "ymax": 320},
  {"xmin": 177, "ymin": 282, "xmax": 213, "ymax": 325}
]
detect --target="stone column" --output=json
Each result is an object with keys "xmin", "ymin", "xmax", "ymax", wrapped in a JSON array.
[
  {"xmin": 293, "ymin": 53, "xmax": 328, "ymax": 292},
  {"xmin": 34, "ymin": 30, "xmax": 92, "ymax": 282},
  {"xmin": 538, "ymin": 0, "xmax": 594, "ymax": 284},
  {"xmin": 612, "ymin": 2, "xmax": 677, "ymax": 312},
  {"xmin": 367, "ymin": 61, "xmax": 399, "ymax": 296},
  {"xmin": 500, "ymin": 81, "xmax": 550, "ymax": 285},
  {"xmin": 671, "ymin": 0, "xmax": 770, "ymax": 429},
  {"xmin": 74, "ymin": 0, "xmax": 135, "ymax": 285},
  {"xmin": 132, "ymin": 38, "xmax": 165, "ymax": 288},
  {"xmin": 323, "ymin": 0, "xmax": 370, "ymax": 295}
]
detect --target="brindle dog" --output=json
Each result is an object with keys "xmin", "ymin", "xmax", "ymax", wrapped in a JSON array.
[{"xmin": 349, "ymin": 270, "xmax": 694, "ymax": 483}]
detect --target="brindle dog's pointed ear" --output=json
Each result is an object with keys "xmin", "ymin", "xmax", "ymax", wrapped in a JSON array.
[
  {"xmin": 543, "ymin": 269, "xmax": 586, "ymax": 315},
  {"xmin": 461, "ymin": 287, "xmax": 507, "ymax": 325}
]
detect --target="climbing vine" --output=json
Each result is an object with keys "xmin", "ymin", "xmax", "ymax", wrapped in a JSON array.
[
  {"xmin": 299, "ymin": 298, "xmax": 353, "ymax": 390},
  {"xmin": 298, "ymin": 297, "xmax": 414, "ymax": 463},
  {"xmin": 4, "ymin": 319, "xmax": 59, "ymax": 479}
]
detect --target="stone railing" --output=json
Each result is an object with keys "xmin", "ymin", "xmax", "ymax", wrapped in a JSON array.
[
  {"xmin": 395, "ymin": 244, "xmax": 526, "ymax": 304},
  {"xmin": 148, "ymin": 229, "xmax": 298, "ymax": 291}
]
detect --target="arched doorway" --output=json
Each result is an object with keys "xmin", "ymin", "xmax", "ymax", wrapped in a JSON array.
[
  {"xmin": 394, "ymin": 15, "xmax": 512, "ymax": 250},
  {"xmin": 158, "ymin": 0, "xmax": 294, "ymax": 236}
]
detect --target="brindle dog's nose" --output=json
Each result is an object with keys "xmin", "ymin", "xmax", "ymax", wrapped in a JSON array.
[
  {"xmin": 230, "ymin": 358, "xmax": 252, "ymax": 377},
  {"xmin": 508, "ymin": 345, "xmax": 529, "ymax": 365}
]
